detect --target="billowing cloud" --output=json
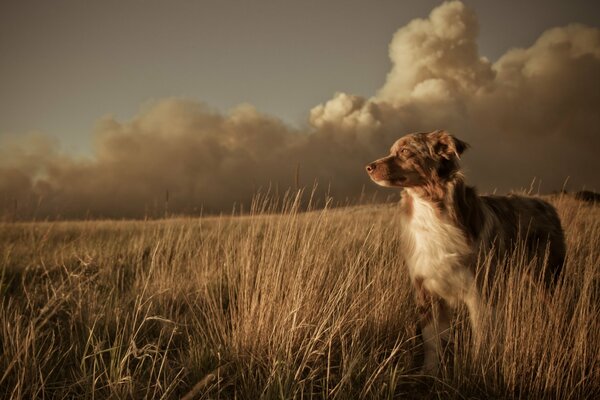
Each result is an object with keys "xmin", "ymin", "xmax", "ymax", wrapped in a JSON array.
[
  {"xmin": 309, "ymin": 0, "xmax": 600, "ymax": 192},
  {"xmin": 1, "ymin": 1, "xmax": 599, "ymax": 219},
  {"xmin": 0, "ymin": 99, "xmax": 387, "ymax": 219},
  {"xmin": 378, "ymin": 0, "xmax": 495, "ymax": 103}
]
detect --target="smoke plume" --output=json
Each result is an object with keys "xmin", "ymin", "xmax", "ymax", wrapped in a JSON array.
[{"xmin": 2, "ymin": 1, "xmax": 599, "ymax": 219}]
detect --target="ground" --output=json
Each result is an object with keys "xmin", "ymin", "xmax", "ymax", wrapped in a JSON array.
[{"xmin": 0, "ymin": 194, "xmax": 598, "ymax": 399}]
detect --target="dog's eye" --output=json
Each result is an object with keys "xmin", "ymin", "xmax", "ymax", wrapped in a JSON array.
[{"xmin": 401, "ymin": 148, "xmax": 411, "ymax": 156}]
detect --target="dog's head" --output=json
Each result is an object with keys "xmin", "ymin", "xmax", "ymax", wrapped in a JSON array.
[{"xmin": 365, "ymin": 130, "xmax": 469, "ymax": 188}]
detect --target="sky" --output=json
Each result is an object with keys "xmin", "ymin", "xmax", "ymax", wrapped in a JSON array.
[{"xmin": 1, "ymin": 0, "xmax": 599, "ymax": 219}]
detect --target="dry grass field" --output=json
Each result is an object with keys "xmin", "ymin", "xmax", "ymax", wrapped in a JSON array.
[{"xmin": 0, "ymin": 192, "xmax": 598, "ymax": 399}]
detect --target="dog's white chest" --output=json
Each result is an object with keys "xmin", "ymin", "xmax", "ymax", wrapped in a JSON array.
[{"xmin": 401, "ymin": 192, "xmax": 473, "ymax": 302}]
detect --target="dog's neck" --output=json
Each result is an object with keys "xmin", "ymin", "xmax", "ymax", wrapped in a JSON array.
[
  {"xmin": 404, "ymin": 171, "xmax": 464, "ymax": 208},
  {"xmin": 403, "ymin": 175, "xmax": 483, "ymax": 241}
]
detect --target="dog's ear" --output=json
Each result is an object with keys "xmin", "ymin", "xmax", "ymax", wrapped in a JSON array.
[{"xmin": 429, "ymin": 130, "xmax": 469, "ymax": 160}]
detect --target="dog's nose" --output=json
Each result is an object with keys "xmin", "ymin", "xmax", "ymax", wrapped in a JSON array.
[{"xmin": 366, "ymin": 163, "xmax": 376, "ymax": 173}]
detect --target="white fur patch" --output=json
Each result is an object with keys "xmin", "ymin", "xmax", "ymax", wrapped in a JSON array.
[{"xmin": 401, "ymin": 189, "xmax": 476, "ymax": 306}]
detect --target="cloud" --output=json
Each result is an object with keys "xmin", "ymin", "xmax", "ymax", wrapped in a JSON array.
[
  {"xmin": 310, "ymin": 0, "xmax": 600, "ymax": 191},
  {"xmin": 1, "ymin": 1, "xmax": 599, "ymax": 219},
  {"xmin": 0, "ymin": 98, "xmax": 387, "ymax": 219},
  {"xmin": 309, "ymin": 92, "xmax": 381, "ymax": 132},
  {"xmin": 377, "ymin": 0, "xmax": 495, "ymax": 103}
]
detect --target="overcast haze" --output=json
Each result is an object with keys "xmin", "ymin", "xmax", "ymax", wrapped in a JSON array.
[{"xmin": 1, "ymin": 0, "xmax": 599, "ymax": 219}]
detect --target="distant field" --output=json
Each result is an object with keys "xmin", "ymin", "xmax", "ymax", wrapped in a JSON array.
[{"xmin": 0, "ymin": 193, "xmax": 598, "ymax": 399}]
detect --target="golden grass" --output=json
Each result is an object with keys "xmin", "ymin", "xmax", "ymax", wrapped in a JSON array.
[{"xmin": 0, "ymin": 192, "xmax": 598, "ymax": 399}]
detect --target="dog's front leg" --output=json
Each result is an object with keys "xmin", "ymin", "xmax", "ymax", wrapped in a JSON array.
[
  {"xmin": 416, "ymin": 286, "xmax": 451, "ymax": 376},
  {"xmin": 465, "ymin": 288, "xmax": 484, "ymax": 346}
]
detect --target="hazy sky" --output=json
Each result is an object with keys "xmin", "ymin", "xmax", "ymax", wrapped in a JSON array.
[
  {"xmin": 1, "ymin": 1, "xmax": 599, "ymax": 219},
  {"xmin": 1, "ymin": 0, "xmax": 598, "ymax": 153}
]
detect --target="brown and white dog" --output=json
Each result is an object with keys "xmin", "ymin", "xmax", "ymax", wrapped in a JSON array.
[{"xmin": 366, "ymin": 130, "xmax": 565, "ymax": 375}]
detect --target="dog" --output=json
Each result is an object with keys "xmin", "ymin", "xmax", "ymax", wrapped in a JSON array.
[{"xmin": 365, "ymin": 130, "xmax": 565, "ymax": 376}]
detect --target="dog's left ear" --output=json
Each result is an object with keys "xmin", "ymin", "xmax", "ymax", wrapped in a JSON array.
[{"xmin": 430, "ymin": 130, "xmax": 469, "ymax": 160}]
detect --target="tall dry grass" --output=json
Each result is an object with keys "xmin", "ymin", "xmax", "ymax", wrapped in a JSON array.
[{"xmin": 0, "ymin": 192, "xmax": 598, "ymax": 399}]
